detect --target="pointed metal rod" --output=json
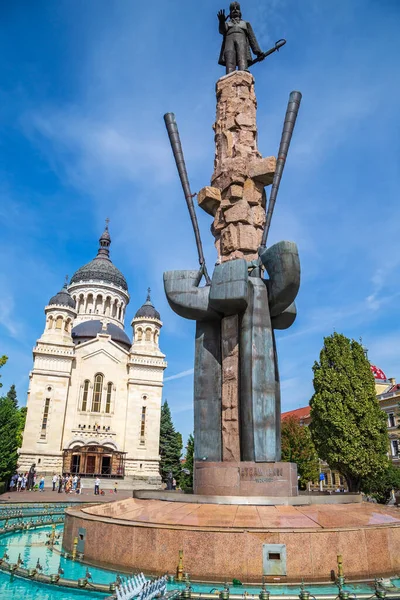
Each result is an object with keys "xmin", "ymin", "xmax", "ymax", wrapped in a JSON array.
[
  {"xmin": 164, "ymin": 112, "xmax": 211, "ymax": 285},
  {"xmin": 260, "ymin": 90, "xmax": 302, "ymax": 249}
]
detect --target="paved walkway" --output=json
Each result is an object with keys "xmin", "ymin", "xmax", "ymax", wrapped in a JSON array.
[{"xmin": 0, "ymin": 488, "xmax": 133, "ymax": 503}]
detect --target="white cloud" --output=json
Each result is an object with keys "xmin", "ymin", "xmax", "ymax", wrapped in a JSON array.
[
  {"xmin": 0, "ymin": 291, "xmax": 23, "ymax": 339},
  {"xmin": 164, "ymin": 368, "xmax": 194, "ymax": 382},
  {"xmin": 24, "ymin": 109, "xmax": 175, "ymax": 192}
]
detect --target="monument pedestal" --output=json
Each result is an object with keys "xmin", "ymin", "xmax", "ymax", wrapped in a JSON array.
[{"xmin": 194, "ymin": 461, "xmax": 298, "ymax": 497}]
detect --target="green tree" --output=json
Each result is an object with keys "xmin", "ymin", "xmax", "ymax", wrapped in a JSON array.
[
  {"xmin": 0, "ymin": 394, "xmax": 20, "ymax": 483},
  {"xmin": 6, "ymin": 384, "xmax": 17, "ymax": 407},
  {"xmin": 0, "ymin": 356, "xmax": 7, "ymax": 388},
  {"xmin": 180, "ymin": 433, "xmax": 194, "ymax": 492},
  {"xmin": 361, "ymin": 460, "xmax": 400, "ymax": 504},
  {"xmin": 5, "ymin": 386, "xmax": 27, "ymax": 448},
  {"xmin": 159, "ymin": 401, "xmax": 183, "ymax": 484},
  {"xmin": 17, "ymin": 406, "xmax": 27, "ymax": 448},
  {"xmin": 310, "ymin": 332, "xmax": 388, "ymax": 492},
  {"xmin": 281, "ymin": 416, "xmax": 319, "ymax": 490}
]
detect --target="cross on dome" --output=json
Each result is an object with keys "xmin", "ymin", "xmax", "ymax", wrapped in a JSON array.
[{"xmin": 134, "ymin": 288, "xmax": 161, "ymax": 321}]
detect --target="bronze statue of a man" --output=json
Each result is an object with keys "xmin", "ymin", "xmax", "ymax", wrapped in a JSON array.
[{"xmin": 218, "ymin": 2, "xmax": 263, "ymax": 74}]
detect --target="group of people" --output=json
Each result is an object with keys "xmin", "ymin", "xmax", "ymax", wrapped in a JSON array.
[
  {"xmin": 54, "ymin": 474, "xmax": 82, "ymax": 494},
  {"xmin": 9, "ymin": 468, "xmax": 117, "ymax": 496},
  {"xmin": 9, "ymin": 472, "xmax": 46, "ymax": 492}
]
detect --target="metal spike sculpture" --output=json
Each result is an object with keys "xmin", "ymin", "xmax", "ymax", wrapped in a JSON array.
[{"xmin": 164, "ymin": 113, "xmax": 211, "ymax": 285}]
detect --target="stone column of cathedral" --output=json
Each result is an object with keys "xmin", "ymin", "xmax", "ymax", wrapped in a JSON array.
[{"xmin": 196, "ymin": 71, "xmax": 276, "ymax": 464}]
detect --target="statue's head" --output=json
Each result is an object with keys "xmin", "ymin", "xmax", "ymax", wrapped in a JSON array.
[{"xmin": 229, "ymin": 2, "xmax": 241, "ymax": 19}]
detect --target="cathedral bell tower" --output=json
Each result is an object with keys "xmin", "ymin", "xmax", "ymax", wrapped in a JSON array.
[
  {"xmin": 19, "ymin": 283, "xmax": 77, "ymax": 472},
  {"xmin": 124, "ymin": 290, "xmax": 167, "ymax": 481}
]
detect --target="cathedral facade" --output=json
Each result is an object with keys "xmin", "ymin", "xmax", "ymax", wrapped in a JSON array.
[{"xmin": 19, "ymin": 225, "xmax": 167, "ymax": 486}]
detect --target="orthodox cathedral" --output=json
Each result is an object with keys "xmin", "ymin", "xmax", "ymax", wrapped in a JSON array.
[{"xmin": 19, "ymin": 224, "xmax": 167, "ymax": 486}]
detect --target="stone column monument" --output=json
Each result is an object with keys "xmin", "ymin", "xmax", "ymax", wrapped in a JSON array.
[{"xmin": 164, "ymin": 4, "xmax": 301, "ymax": 497}]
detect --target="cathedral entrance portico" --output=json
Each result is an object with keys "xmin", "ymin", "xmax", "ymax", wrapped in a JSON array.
[{"xmin": 63, "ymin": 444, "xmax": 126, "ymax": 478}]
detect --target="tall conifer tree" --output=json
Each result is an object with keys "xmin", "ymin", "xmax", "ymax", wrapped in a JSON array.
[
  {"xmin": 310, "ymin": 332, "xmax": 388, "ymax": 492},
  {"xmin": 180, "ymin": 433, "xmax": 194, "ymax": 491},
  {"xmin": 6, "ymin": 384, "xmax": 17, "ymax": 407},
  {"xmin": 159, "ymin": 401, "xmax": 183, "ymax": 483},
  {"xmin": 0, "ymin": 385, "xmax": 20, "ymax": 483}
]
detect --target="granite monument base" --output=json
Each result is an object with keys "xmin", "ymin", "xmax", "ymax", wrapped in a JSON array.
[
  {"xmin": 194, "ymin": 461, "xmax": 298, "ymax": 496},
  {"xmin": 63, "ymin": 497, "xmax": 400, "ymax": 582}
]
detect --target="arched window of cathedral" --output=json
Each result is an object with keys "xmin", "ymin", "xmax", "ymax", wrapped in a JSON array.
[
  {"xmin": 145, "ymin": 328, "xmax": 152, "ymax": 342},
  {"xmin": 64, "ymin": 319, "xmax": 70, "ymax": 332},
  {"xmin": 140, "ymin": 406, "xmax": 147, "ymax": 444},
  {"xmin": 40, "ymin": 397, "xmax": 51, "ymax": 439},
  {"xmin": 154, "ymin": 330, "xmax": 159, "ymax": 344},
  {"xmin": 91, "ymin": 373, "xmax": 103, "ymax": 412},
  {"xmin": 104, "ymin": 296, "xmax": 111, "ymax": 316},
  {"xmin": 118, "ymin": 304, "xmax": 123, "ymax": 320},
  {"xmin": 55, "ymin": 316, "xmax": 63, "ymax": 329},
  {"xmin": 47, "ymin": 316, "xmax": 53, "ymax": 330},
  {"xmin": 136, "ymin": 327, "xmax": 143, "ymax": 342},
  {"xmin": 82, "ymin": 380, "xmax": 90, "ymax": 411},
  {"xmin": 95, "ymin": 294, "xmax": 103, "ymax": 315},
  {"xmin": 112, "ymin": 300, "xmax": 118, "ymax": 318},
  {"xmin": 78, "ymin": 294, "xmax": 85, "ymax": 314},
  {"xmin": 105, "ymin": 382, "xmax": 113, "ymax": 413},
  {"xmin": 86, "ymin": 293, "xmax": 94, "ymax": 314}
]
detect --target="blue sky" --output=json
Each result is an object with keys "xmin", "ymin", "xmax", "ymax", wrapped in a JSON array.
[{"xmin": 1, "ymin": 0, "xmax": 399, "ymax": 444}]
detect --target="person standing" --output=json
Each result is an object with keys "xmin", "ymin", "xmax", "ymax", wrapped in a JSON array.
[
  {"xmin": 58, "ymin": 475, "xmax": 63, "ymax": 493},
  {"xmin": 65, "ymin": 475, "xmax": 72, "ymax": 494},
  {"xmin": 72, "ymin": 474, "xmax": 78, "ymax": 491},
  {"xmin": 94, "ymin": 476, "xmax": 100, "ymax": 496},
  {"xmin": 9, "ymin": 474, "xmax": 17, "ymax": 492},
  {"xmin": 52, "ymin": 474, "xmax": 58, "ymax": 492},
  {"xmin": 39, "ymin": 477, "xmax": 45, "ymax": 492},
  {"xmin": 17, "ymin": 474, "xmax": 22, "ymax": 492},
  {"xmin": 21, "ymin": 473, "xmax": 27, "ymax": 492},
  {"xmin": 76, "ymin": 476, "xmax": 81, "ymax": 495},
  {"xmin": 27, "ymin": 464, "xmax": 36, "ymax": 491}
]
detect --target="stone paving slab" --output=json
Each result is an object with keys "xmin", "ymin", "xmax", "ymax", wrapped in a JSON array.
[{"xmin": 82, "ymin": 497, "xmax": 400, "ymax": 530}]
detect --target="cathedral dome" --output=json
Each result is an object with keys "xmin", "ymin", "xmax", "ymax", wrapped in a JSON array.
[
  {"xmin": 71, "ymin": 320, "xmax": 131, "ymax": 349},
  {"xmin": 134, "ymin": 289, "xmax": 160, "ymax": 320},
  {"xmin": 70, "ymin": 224, "xmax": 128, "ymax": 292},
  {"xmin": 49, "ymin": 285, "xmax": 76, "ymax": 309}
]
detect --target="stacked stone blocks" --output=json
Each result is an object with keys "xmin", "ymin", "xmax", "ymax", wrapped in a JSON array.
[{"xmin": 197, "ymin": 71, "xmax": 276, "ymax": 262}]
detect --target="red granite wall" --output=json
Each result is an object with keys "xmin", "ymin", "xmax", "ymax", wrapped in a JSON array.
[{"xmin": 63, "ymin": 509, "xmax": 400, "ymax": 582}]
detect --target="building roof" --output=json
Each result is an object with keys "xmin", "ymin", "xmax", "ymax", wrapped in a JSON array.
[
  {"xmin": 48, "ymin": 284, "xmax": 76, "ymax": 309},
  {"xmin": 281, "ymin": 406, "xmax": 310, "ymax": 421},
  {"xmin": 70, "ymin": 224, "xmax": 128, "ymax": 292},
  {"xmin": 134, "ymin": 288, "xmax": 160, "ymax": 320},
  {"xmin": 71, "ymin": 320, "xmax": 131, "ymax": 349}
]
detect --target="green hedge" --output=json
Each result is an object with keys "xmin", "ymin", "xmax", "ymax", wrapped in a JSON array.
[{"xmin": 0, "ymin": 482, "xmax": 6, "ymax": 495}]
